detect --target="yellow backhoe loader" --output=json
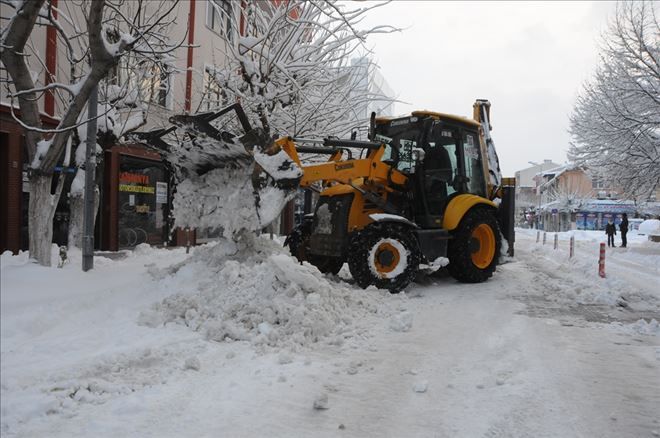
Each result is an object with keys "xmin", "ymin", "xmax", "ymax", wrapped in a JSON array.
[{"xmin": 136, "ymin": 100, "xmax": 515, "ymax": 292}]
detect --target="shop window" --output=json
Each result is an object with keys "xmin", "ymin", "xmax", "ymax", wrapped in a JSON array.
[{"xmin": 117, "ymin": 155, "xmax": 169, "ymax": 248}]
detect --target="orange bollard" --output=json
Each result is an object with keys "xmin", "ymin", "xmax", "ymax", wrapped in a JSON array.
[{"xmin": 598, "ymin": 242, "xmax": 606, "ymax": 278}]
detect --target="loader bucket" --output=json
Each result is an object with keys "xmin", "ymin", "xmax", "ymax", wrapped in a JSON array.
[{"xmin": 131, "ymin": 104, "xmax": 302, "ymax": 238}]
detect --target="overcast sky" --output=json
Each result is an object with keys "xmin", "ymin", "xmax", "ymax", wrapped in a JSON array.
[{"xmin": 359, "ymin": 1, "xmax": 616, "ymax": 176}]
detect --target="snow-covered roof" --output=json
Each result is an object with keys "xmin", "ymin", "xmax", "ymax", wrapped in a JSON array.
[{"xmin": 537, "ymin": 163, "xmax": 584, "ymax": 190}]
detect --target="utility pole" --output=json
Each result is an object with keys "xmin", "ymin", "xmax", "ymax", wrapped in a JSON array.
[
  {"xmin": 529, "ymin": 160, "xmax": 549, "ymax": 230},
  {"xmin": 82, "ymin": 85, "xmax": 98, "ymax": 271}
]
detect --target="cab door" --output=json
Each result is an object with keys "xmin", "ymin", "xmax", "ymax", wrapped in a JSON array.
[
  {"xmin": 461, "ymin": 129, "xmax": 487, "ymax": 198},
  {"xmin": 416, "ymin": 122, "xmax": 461, "ymax": 226}
]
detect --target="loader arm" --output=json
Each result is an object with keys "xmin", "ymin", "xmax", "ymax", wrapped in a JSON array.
[{"xmin": 267, "ymin": 136, "xmax": 408, "ymax": 189}]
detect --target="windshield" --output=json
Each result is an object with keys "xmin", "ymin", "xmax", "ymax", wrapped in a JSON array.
[{"xmin": 375, "ymin": 120, "xmax": 423, "ymax": 174}]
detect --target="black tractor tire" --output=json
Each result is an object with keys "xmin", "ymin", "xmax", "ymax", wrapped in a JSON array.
[
  {"xmin": 284, "ymin": 222, "xmax": 312, "ymax": 262},
  {"xmin": 285, "ymin": 223, "xmax": 344, "ymax": 275},
  {"xmin": 447, "ymin": 207, "xmax": 501, "ymax": 283},
  {"xmin": 348, "ymin": 223, "xmax": 421, "ymax": 293}
]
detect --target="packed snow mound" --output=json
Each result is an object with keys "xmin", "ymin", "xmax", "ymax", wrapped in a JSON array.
[
  {"xmin": 139, "ymin": 235, "xmax": 396, "ymax": 349},
  {"xmin": 638, "ymin": 219, "xmax": 660, "ymax": 236}
]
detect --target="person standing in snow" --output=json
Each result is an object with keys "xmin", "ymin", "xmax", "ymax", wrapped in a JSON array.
[
  {"xmin": 605, "ymin": 219, "xmax": 616, "ymax": 247},
  {"xmin": 619, "ymin": 213, "xmax": 629, "ymax": 248}
]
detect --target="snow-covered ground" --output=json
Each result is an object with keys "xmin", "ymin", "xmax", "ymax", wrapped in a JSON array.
[{"xmin": 2, "ymin": 229, "xmax": 659, "ymax": 437}]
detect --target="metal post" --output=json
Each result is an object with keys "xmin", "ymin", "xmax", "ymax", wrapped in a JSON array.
[
  {"xmin": 569, "ymin": 236, "xmax": 574, "ymax": 258},
  {"xmin": 553, "ymin": 233, "xmax": 558, "ymax": 250},
  {"xmin": 536, "ymin": 231, "xmax": 540, "ymax": 243},
  {"xmin": 82, "ymin": 85, "xmax": 98, "ymax": 271},
  {"xmin": 542, "ymin": 232, "xmax": 547, "ymax": 245}
]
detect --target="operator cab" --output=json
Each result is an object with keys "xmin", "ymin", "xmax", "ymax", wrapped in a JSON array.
[{"xmin": 373, "ymin": 112, "xmax": 487, "ymax": 228}]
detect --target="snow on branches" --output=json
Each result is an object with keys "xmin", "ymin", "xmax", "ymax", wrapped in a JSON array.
[
  {"xmin": 202, "ymin": 0, "xmax": 397, "ymax": 139},
  {"xmin": 0, "ymin": 0, "xmax": 183, "ymax": 265},
  {"xmin": 569, "ymin": 1, "xmax": 660, "ymax": 201}
]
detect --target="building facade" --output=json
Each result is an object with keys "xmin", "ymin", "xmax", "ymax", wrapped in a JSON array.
[
  {"xmin": 514, "ymin": 161, "xmax": 657, "ymax": 232},
  {"xmin": 0, "ymin": 1, "xmax": 245, "ymax": 253},
  {"xmin": 1, "ymin": 1, "xmax": 398, "ymax": 252},
  {"xmin": 514, "ymin": 160, "xmax": 560, "ymax": 228}
]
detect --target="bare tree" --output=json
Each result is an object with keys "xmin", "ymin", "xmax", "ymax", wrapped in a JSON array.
[
  {"xmin": 1, "ymin": 0, "xmax": 181, "ymax": 265},
  {"xmin": 569, "ymin": 1, "xmax": 660, "ymax": 201},
  {"xmin": 201, "ymin": 0, "xmax": 397, "ymax": 139}
]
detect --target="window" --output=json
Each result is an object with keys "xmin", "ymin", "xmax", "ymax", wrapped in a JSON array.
[
  {"xmin": 375, "ymin": 130, "xmax": 418, "ymax": 174},
  {"xmin": 427, "ymin": 124, "xmax": 460, "ymax": 198},
  {"xmin": 118, "ymin": 156, "xmax": 169, "ymax": 248},
  {"xmin": 592, "ymin": 175, "xmax": 605, "ymax": 189},
  {"xmin": 206, "ymin": 0, "xmax": 234, "ymax": 41},
  {"xmin": 141, "ymin": 63, "xmax": 171, "ymax": 108},
  {"xmin": 463, "ymin": 132, "xmax": 486, "ymax": 197},
  {"xmin": 203, "ymin": 66, "xmax": 225, "ymax": 110}
]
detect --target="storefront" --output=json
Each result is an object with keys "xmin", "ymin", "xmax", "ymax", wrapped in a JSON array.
[
  {"xmin": 1, "ymin": 107, "xmax": 60, "ymax": 253},
  {"xmin": 101, "ymin": 144, "xmax": 177, "ymax": 251},
  {"xmin": 1, "ymin": 113, "xmax": 186, "ymax": 254},
  {"xmin": 575, "ymin": 200, "xmax": 636, "ymax": 231}
]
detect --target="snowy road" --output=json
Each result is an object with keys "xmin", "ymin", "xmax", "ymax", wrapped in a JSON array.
[{"xmin": 2, "ymin": 231, "xmax": 659, "ymax": 437}]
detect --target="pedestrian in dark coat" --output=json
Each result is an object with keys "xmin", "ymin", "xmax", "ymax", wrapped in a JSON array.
[
  {"xmin": 605, "ymin": 219, "xmax": 616, "ymax": 247},
  {"xmin": 619, "ymin": 213, "xmax": 629, "ymax": 248}
]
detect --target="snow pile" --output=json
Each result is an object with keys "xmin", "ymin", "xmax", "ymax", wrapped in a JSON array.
[
  {"xmin": 611, "ymin": 319, "xmax": 660, "ymax": 336},
  {"xmin": 139, "ymin": 235, "xmax": 396, "ymax": 349},
  {"xmin": 638, "ymin": 219, "xmax": 660, "ymax": 236},
  {"xmin": 389, "ymin": 311, "xmax": 413, "ymax": 332}
]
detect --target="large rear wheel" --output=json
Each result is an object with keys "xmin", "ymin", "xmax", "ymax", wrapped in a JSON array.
[
  {"xmin": 348, "ymin": 223, "xmax": 420, "ymax": 293},
  {"xmin": 447, "ymin": 208, "xmax": 501, "ymax": 283}
]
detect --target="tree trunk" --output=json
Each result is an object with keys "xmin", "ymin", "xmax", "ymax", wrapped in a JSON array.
[{"xmin": 28, "ymin": 173, "xmax": 63, "ymax": 266}]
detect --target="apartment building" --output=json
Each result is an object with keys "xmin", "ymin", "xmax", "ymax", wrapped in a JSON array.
[{"xmin": 0, "ymin": 1, "xmax": 248, "ymax": 253}]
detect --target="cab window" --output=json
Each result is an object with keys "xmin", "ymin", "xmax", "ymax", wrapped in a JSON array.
[
  {"xmin": 463, "ymin": 132, "xmax": 486, "ymax": 197},
  {"xmin": 427, "ymin": 124, "xmax": 460, "ymax": 197},
  {"xmin": 375, "ymin": 129, "xmax": 418, "ymax": 174}
]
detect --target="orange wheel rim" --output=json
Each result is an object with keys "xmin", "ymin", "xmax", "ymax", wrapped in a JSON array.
[
  {"xmin": 471, "ymin": 224, "xmax": 495, "ymax": 269},
  {"xmin": 374, "ymin": 242, "xmax": 401, "ymax": 274}
]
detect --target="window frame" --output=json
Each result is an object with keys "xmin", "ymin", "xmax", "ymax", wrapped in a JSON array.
[
  {"xmin": 203, "ymin": 65, "xmax": 224, "ymax": 111},
  {"xmin": 206, "ymin": 0, "xmax": 234, "ymax": 42}
]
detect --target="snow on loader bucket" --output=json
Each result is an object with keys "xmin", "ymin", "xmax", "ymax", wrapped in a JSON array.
[{"xmin": 131, "ymin": 104, "xmax": 303, "ymax": 238}]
